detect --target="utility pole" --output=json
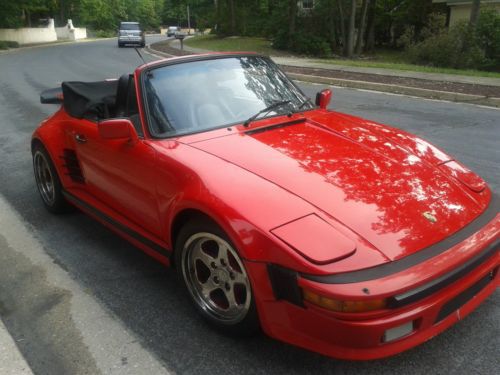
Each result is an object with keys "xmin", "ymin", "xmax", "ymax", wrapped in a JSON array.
[{"xmin": 187, "ymin": 5, "xmax": 191, "ymax": 34}]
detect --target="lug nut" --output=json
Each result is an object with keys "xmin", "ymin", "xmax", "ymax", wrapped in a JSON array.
[
  {"xmin": 211, "ymin": 262, "xmax": 217, "ymax": 269},
  {"xmin": 213, "ymin": 276, "xmax": 219, "ymax": 284}
]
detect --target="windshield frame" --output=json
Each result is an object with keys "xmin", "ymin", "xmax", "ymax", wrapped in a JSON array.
[{"xmin": 139, "ymin": 53, "xmax": 315, "ymax": 140}]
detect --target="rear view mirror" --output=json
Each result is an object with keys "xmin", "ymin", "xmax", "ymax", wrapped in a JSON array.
[
  {"xmin": 315, "ymin": 89, "xmax": 332, "ymax": 109},
  {"xmin": 98, "ymin": 119, "xmax": 138, "ymax": 142}
]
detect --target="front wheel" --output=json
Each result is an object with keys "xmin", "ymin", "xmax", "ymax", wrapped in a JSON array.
[
  {"xmin": 32, "ymin": 143, "xmax": 73, "ymax": 214},
  {"xmin": 175, "ymin": 219, "xmax": 259, "ymax": 336}
]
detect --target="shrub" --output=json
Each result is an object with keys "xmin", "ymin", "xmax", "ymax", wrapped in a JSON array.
[
  {"xmin": 407, "ymin": 9, "xmax": 500, "ymax": 71},
  {"xmin": 93, "ymin": 30, "xmax": 116, "ymax": 38},
  {"xmin": 272, "ymin": 31, "xmax": 331, "ymax": 57},
  {"xmin": 0, "ymin": 40, "xmax": 20, "ymax": 50}
]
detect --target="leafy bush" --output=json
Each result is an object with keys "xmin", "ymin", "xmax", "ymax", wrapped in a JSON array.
[
  {"xmin": 273, "ymin": 31, "xmax": 331, "ymax": 57},
  {"xmin": 0, "ymin": 41, "xmax": 20, "ymax": 50},
  {"xmin": 407, "ymin": 10, "xmax": 500, "ymax": 71},
  {"xmin": 93, "ymin": 30, "xmax": 116, "ymax": 38},
  {"xmin": 475, "ymin": 9, "xmax": 500, "ymax": 71}
]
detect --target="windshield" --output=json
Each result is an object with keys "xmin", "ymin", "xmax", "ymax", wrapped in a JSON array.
[
  {"xmin": 120, "ymin": 23, "xmax": 140, "ymax": 30},
  {"xmin": 143, "ymin": 56, "xmax": 314, "ymax": 137}
]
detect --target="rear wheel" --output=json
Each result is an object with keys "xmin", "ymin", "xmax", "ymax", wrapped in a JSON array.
[
  {"xmin": 175, "ymin": 219, "xmax": 259, "ymax": 336},
  {"xmin": 32, "ymin": 143, "xmax": 73, "ymax": 214}
]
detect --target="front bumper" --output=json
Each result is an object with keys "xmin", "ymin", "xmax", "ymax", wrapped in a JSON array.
[{"xmin": 246, "ymin": 213, "xmax": 499, "ymax": 360}]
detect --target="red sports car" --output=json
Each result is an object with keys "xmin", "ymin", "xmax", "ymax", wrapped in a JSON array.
[{"xmin": 32, "ymin": 53, "xmax": 499, "ymax": 360}]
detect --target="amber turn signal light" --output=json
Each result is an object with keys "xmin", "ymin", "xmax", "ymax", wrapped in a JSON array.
[{"xmin": 303, "ymin": 288, "xmax": 387, "ymax": 313}]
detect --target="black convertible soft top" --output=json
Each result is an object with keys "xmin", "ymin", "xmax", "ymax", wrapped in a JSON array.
[{"xmin": 61, "ymin": 80, "xmax": 118, "ymax": 119}]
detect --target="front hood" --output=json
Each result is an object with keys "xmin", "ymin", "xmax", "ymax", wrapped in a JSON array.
[{"xmin": 190, "ymin": 113, "xmax": 490, "ymax": 261}]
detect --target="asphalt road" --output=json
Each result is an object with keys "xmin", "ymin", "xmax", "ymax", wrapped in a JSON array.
[{"xmin": 0, "ymin": 36, "xmax": 499, "ymax": 375}]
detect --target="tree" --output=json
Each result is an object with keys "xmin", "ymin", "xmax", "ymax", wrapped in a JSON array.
[
  {"xmin": 345, "ymin": 0, "xmax": 356, "ymax": 57},
  {"xmin": 355, "ymin": 0, "xmax": 370, "ymax": 55},
  {"xmin": 288, "ymin": 0, "xmax": 298, "ymax": 49},
  {"xmin": 365, "ymin": 0, "xmax": 377, "ymax": 51},
  {"xmin": 470, "ymin": 0, "xmax": 481, "ymax": 27}
]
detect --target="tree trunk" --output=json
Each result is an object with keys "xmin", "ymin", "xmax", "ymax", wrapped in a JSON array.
[
  {"xmin": 469, "ymin": 0, "xmax": 481, "ymax": 27},
  {"xmin": 230, "ymin": 0, "xmax": 236, "ymax": 35},
  {"xmin": 338, "ymin": 0, "xmax": 346, "ymax": 53},
  {"xmin": 345, "ymin": 0, "xmax": 356, "ymax": 57},
  {"xmin": 355, "ymin": 0, "xmax": 370, "ymax": 55},
  {"xmin": 59, "ymin": 0, "xmax": 65, "ymax": 25},
  {"xmin": 288, "ymin": 0, "xmax": 297, "ymax": 49},
  {"xmin": 366, "ymin": 0, "xmax": 376, "ymax": 52},
  {"xmin": 329, "ymin": 2, "xmax": 338, "ymax": 51}
]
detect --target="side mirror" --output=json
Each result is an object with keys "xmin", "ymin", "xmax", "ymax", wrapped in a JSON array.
[
  {"xmin": 98, "ymin": 119, "xmax": 138, "ymax": 143},
  {"xmin": 315, "ymin": 89, "xmax": 332, "ymax": 109}
]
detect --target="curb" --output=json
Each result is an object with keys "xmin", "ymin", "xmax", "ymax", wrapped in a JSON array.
[
  {"xmin": 0, "ymin": 319, "xmax": 33, "ymax": 374},
  {"xmin": 285, "ymin": 72, "xmax": 500, "ymax": 108},
  {"xmin": 0, "ymin": 37, "xmax": 116, "ymax": 55}
]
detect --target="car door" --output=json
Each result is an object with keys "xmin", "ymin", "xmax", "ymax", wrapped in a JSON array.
[{"xmin": 67, "ymin": 118, "xmax": 163, "ymax": 238}]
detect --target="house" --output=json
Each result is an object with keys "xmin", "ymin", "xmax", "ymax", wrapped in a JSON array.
[{"xmin": 433, "ymin": 0, "xmax": 500, "ymax": 26}]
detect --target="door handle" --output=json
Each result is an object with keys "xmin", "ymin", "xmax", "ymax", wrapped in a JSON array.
[{"xmin": 75, "ymin": 134, "xmax": 87, "ymax": 144}]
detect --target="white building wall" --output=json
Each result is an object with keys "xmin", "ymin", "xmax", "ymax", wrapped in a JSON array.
[{"xmin": 0, "ymin": 18, "xmax": 86, "ymax": 45}]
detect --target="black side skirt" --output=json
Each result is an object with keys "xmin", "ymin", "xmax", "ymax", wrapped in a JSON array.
[{"xmin": 62, "ymin": 190, "xmax": 171, "ymax": 259}]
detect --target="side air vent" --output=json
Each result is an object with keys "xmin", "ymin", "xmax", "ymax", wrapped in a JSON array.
[{"xmin": 60, "ymin": 149, "xmax": 85, "ymax": 183}]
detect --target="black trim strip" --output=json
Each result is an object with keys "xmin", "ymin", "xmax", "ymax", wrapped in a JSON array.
[
  {"xmin": 62, "ymin": 190, "xmax": 171, "ymax": 258},
  {"xmin": 245, "ymin": 118, "xmax": 306, "ymax": 135},
  {"xmin": 435, "ymin": 270, "xmax": 495, "ymax": 323},
  {"xmin": 302, "ymin": 193, "xmax": 499, "ymax": 284},
  {"xmin": 389, "ymin": 239, "xmax": 499, "ymax": 308}
]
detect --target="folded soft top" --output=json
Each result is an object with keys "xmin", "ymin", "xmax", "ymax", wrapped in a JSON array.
[{"xmin": 62, "ymin": 80, "xmax": 118, "ymax": 119}]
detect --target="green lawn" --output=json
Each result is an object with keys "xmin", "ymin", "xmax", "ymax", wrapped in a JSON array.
[
  {"xmin": 313, "ymin": 57, "xmax": 500, "ymax": 79},
  {"xmin": 184, "ymin": 35, "xmax": 500, "ymax": 79},
  {"xmin": 185, "ymin": 35, "xmax": 285, "ymax": 56}
]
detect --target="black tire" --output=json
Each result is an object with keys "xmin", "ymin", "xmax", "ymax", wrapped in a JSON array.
[
  {"xmin": 32, "ymin": 143, "xmax": 73, "ymax": 214},
  {"xmin": 175, "ymin": 218, "xmax": 260, "ymax": 336},
  {"xmin": 140, "ymin": 42, "xmax": 145, "ymax": 48},
  {"xmin": 118, "ymin": 42, "xmax": 123, "ymax": 48}
]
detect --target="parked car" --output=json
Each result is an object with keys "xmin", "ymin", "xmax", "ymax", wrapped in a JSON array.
[
  {"xmin": 34, "ymin": 53, "xmax": 499, "ymax": 360},
  {"xmin": 118, "ymin": 21, "xmax": 145, "ymax": 47},
  {"xmin": 166, "ymin": 26, "xmax": 180, "ymax": 37}
]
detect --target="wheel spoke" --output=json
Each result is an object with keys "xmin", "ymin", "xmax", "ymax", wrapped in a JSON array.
[
  {"xmin": 216, "ymin": 243, "xmax": 230, "ymax": 267},
  {"xmin": 200, "ymin": 278, "xmax": 220, "ymax": 299},
  {"xmin": 193, "ymin": 241, "xmax": 215, "ymax": 269},
  {"xmin": 231, "ymin": 271, "xmax": 247, "ymax": 285},
  {"xmin": 224, "ymin": 288, "xmax": 238, "ymax": 309}
]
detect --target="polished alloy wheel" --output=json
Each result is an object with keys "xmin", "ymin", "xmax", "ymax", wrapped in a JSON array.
[
  {"xmin": 34, "ymin": 151, "xmax": 56, "ymax": 206},
  {"xmin": 181, "ymin": 232, "xmax": 251, "ymax": 324}
]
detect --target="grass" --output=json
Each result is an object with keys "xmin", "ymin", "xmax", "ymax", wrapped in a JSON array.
[
  {"xmin": 314, "ymin": 54, "xmax": 500, "ymax": 79},
  {"xmin": 185, "ymin": 34, "xmax": 284, "ymax": 56},
  {"xmin": 184, "ymin": 35, "xmax": 500, "ymax": 79}
]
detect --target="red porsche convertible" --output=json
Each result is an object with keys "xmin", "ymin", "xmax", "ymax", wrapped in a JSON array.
[{"xmin": 32, "ymin": 53, "xmax": 499, "ymax": 360}]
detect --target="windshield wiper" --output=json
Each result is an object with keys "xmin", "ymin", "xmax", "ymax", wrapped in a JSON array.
[
  {"xmin": 296, "ymin": 97, "xmax": 313, "ymax": 110},
  {"xmin": 243, "ymin": 100, "xmax": 291, "ymax": 127}
]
